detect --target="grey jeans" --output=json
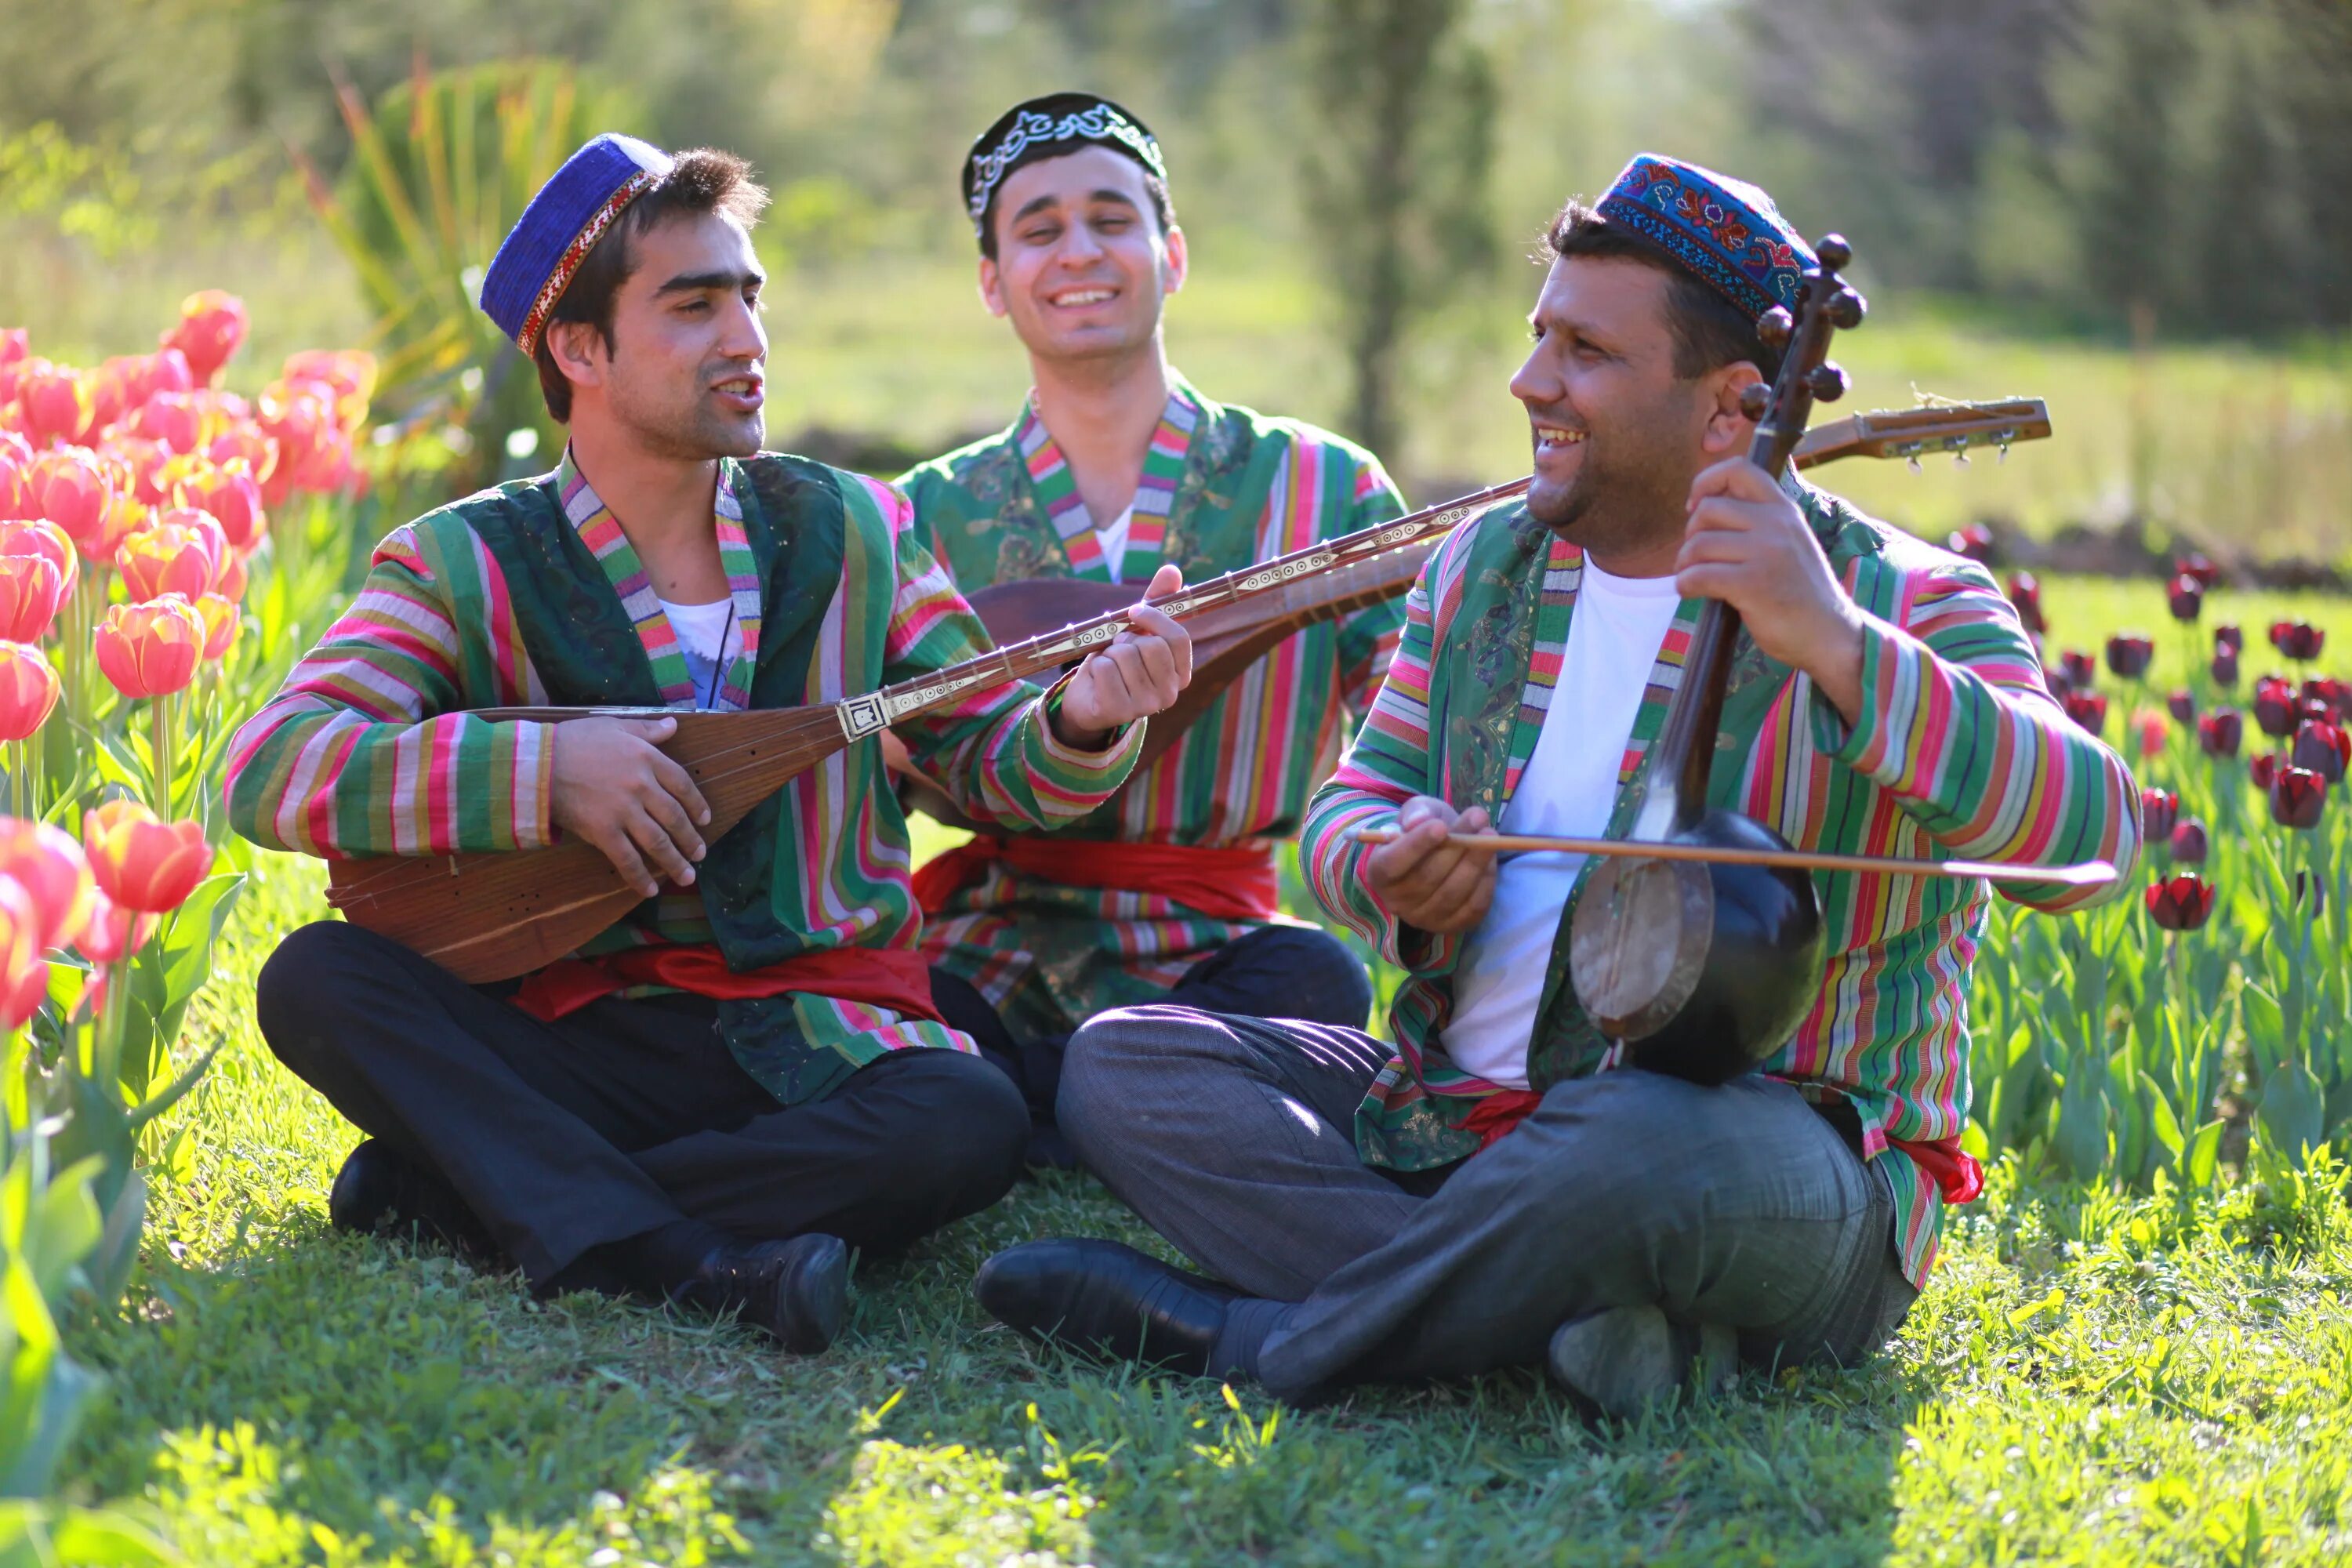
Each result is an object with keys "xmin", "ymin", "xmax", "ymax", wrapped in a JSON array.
[{"xmin": 1058, "ymin": 1006, "xmax": 1918, "ymax": 1399}]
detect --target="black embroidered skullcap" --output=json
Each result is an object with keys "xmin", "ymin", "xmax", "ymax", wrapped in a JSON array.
[{"xmin": 960, "ymin": 93, "xmax": 1167, "ymax": 243}]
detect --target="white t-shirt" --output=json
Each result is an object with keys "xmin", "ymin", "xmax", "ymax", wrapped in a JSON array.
[
  {"xmin": 1438, "ymin": 559, "xmax": 1685, "ymax": 1087},
  {"xmin": 657, "ymin": 597, "xmax": 745, "ymax": 709},
  {"xmin": 1095, "ymin": 503, "xmax": 1136, "ymax": 581}
]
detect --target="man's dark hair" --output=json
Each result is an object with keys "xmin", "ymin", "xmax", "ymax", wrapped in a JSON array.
[
  {"xmin": 1544, "ymin": 200, "xmax": 1785, "ymax": 384},
  {"xmin": 978, "ymin": 158, "xmax": 1174, "ymax": 264},
  {"xmin": 532, "ymin": 148, "xmax": 771, "ymax": 422}
]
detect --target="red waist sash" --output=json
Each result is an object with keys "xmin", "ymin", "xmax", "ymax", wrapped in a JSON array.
[
  {"xmin": 911, "ymin": 836, "xmax": 1281, "ymax": 924},
  {"xmin": 512, "ymin": 942, "xmax": 942, "ymax": 1025}
]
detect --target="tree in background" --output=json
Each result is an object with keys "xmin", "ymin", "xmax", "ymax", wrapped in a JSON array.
[{"xmin": 1299, "ymin": 0, "xmax": 1499, "ymax": 459}]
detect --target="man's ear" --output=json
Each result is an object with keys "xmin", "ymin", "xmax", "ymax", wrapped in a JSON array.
[
  {"xmin": 544, "ymin": 318, "xmax": 608, "ymax": 394},
  {"xmin": 1162, "ymin": 223, "xmax": 1189, "ymax": 297},
  {"xmin": 978, "ymin": 254, "xmax": 1008, "ymax": 318},
  {"xmin": 1700, "ymin": 361, "xmax": 1766, "ymax": 456}
]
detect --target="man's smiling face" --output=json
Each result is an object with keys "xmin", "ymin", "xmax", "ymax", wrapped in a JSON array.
[
  {"xmin": 593, "ymin": 210, "xmax": 769, "ymax": 459},
  {"xmin": 980, "ymin": 145, "xmax": 1185, "ymax": 365}
]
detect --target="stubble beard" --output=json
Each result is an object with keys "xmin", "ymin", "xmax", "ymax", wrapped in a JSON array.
[{"xmin": 611, "ymin": 367, "xmax": 764, "ymax": 462}]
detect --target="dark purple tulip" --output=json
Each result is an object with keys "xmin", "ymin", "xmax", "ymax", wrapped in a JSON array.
[
  {"xmin": 2063, "ymin": 689, "xmax": 2108, "ymax": 735},
  {"xmin": 2106, "ymin": 634, "xmax": 2155, "ymax": 680},
  {"xmin": 2169, "ymin": 819, "xmax": 2209, "ymax": 862},
  {"xmin": 2062, "ymin": 649, "xmax": 2099, "ymax": 689},
  {"xmin": 2145, "ymin": 873, "xmax": 2218, "ymax": 931},
  {"xmin": 2254, "ymin": 676, "xmax": 2299, "ymax": 737},
  {"xmin": 2168, "ymin": 574, "xmax": 2204, "ymax": 623},
  {"xmin": 2176, "ymin": 553, "xmax": 2222, "ymax": 588},
  {"xmin": 2300, "ymin": 697, "xmax": 2335, "ymax": 729},
  {"xmin": 2140, "ymin": 787, "xmax": 2180, "ymax": 840},
  {"xmin": 2270, "ymin": 766, "xmax": 2328, "ymax": 829},
  {"xmin": 2198, "ymin": 708, "xmax": 2243, "ymax": 757},
  {"xmin": 2166, "ymin": 687, "xmax": 2196, "ymax": 724},
  {"xmin": 2293, "ymin": 720, "xmax": 2351, "ymax": 782},
  {"xmin": 2043, "ymin": 665, "xmax": 2071, "ymax": 699},
  {"xmin": 2005, "ymin": 572, "xmax": 2045, "ymax": 635},
  {"xmin": 2295, "ymin": 870, "xmax": 2326, "ymax": 915},
  {"xmin": 1948, "ymin": 524, "xmax": 1995, "ymax": 564},
  {"xmin": 2211, "ymin": 648, "xmax": 2240, "ymax": 687},
  {"xmin": 2251, "ymin": 751, "xmax": 2280, "ymax": 790},
  {"xmin": 2304, "ymin": 677, "xmax": 2347, "ymax": 719},
  {"xmin": 2215, "ymin": 624, "xmax": 2244, "ymax": 655},
  {"xmin": 2270, "ymin": 620, "xmax": 2325, "ymax": 662}
]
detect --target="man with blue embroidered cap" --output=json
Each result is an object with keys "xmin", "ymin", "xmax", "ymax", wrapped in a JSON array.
[
  {"xmin": 227, "ymin": 133, "xmax": 1196, "ymax": 1351},
  {"xmin": 973, "ymin": 154, "xmax": 2138, "ymax": 1411},
  {"xmin": 895, "ymin": 93, "xmax": 1407, "ymax": 1165}
]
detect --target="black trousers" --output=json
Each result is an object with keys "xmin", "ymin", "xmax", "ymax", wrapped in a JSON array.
[
  {"xmin": 930, "ymin": 922, "xmax": 1374, "ymax": 1168},
  {"xmin": 256, "ymin": 921, "xmax": 1029, "ymax": 1290}
]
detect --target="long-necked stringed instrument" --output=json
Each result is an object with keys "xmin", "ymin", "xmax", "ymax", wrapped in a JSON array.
[
  {"xmin": 893, "ymin": 397, "xmax": 2052, "ymax": 808},
  {"xmin": 322, "ymin": 476, "xmax": 1532, "ymax": 982}
]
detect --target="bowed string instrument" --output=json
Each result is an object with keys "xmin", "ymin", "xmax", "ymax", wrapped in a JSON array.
[{"xmin": 1352, "ymin": 235, "xmax": 2114, "ymax": 1086}]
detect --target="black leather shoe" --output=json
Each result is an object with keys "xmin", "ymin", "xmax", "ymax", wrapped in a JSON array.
[
  {"xmin": 975, "ymin": 1238, "xmax": 1239, "ymax": 1374},
  {"xmin": 328, "ymin": 1139, "xmax": 497, "ymax": 1261},
  {"xmin": 673, "ymin": 1234, "xmax": 849, "ymax": 1354}
]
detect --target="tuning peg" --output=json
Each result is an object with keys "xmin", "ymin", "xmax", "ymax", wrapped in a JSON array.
[
  {"xmin": 1806, "ymin": 362, "xmax": 1849, "ymax": 403},
  {"xmin": 1739, "ymin": 382, "xmax": 1771, "ymax": 420},
  {"xmin": 1814, "ymin": 234, "xmax": 1852, "ymax": 270},
  {"xmin": 1828, "ymin": 287, "xmax": 1866, "ymax": 329},
  {"xmin": 1756, "ymin": 307, "xmax": 1794, "ymax": 348}
]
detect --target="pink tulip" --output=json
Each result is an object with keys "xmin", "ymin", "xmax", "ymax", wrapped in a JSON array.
[
  {"xmin": 15, "ymin": 361, "xmax": 91, "ymax": 447},
  {"xmin": 160, "ymin": 291, "xmax": 248, "ymax": 387},
  {"xmin": 170, "ymin": 459, "xmax": 266, "ymax": 552}
]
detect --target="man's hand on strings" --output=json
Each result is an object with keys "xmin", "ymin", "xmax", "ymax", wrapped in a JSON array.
[
  {"xmin": 1052, "ymin": 562, "xmax": 1194, "ymax": 749},
  {"xmin": 550, "ymin": 715, "xmax": 713, "ymax": 899},
  {"xmin": 1675, "ymin": 456, "xmax": 1868, "ymax": 724},
  {"xmin": 1364, "ymin": 796, "xmax": 1497, "ymax": 936}
]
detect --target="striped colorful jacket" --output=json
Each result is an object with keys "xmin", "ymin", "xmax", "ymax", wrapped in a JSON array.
[
  {"xmin": 898, "ymin": 376, "xmax": 1406, "ymax": 1040},
  {"xmin": 225, "ymin": 449, "xmax": 1143, "ymax": 1106},
  {"xmin": 1301, "ymin": 485, "xmax": 2141, "ymax": 1285}
]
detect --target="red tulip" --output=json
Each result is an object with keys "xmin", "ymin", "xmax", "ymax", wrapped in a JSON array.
[
  {"xmin": 2211, "ymin": 647, "xmax": 2239, "ymax": 687},
  {"xmin": 2133, "ymin": 708, "xmax": 2167, "ymax": 759},
  {"xmin": 2254, "ymin": 676, "xmax": 2298, "ymax": 738},
  {"xmin": 2303, "ymin": 677, "xmax": 2347, "ymax": 720},
  {"xmin": 2299, "ymin": 697, "xmax": 2333, "ymax": 730},
  {"xmin": 170, "ymin": 459, "xmax": 265, "ymax": 552},
  {"xmin": 0, "ymin": 873, "xmax": 42, "ymax": 1030},
  {"xmin": 0, "ymin": 554, "xmax": 63, "ymax": 644},
  {"xmin": 2061, "ymin": 650, "xmax": 2098, "ymax": 690},
  {"xmin": 114, "ymin": 509, "xmax": 226, "ymax": 603},
  {"xmin": 0, "ymin": 643, "xmax": 57, "ymax": 742},
  {"xmin": 2063, "ymin": 690, "xmax": 2108, "ymax": 736},
  {"xmin": 74, "ymin": 889, "xmax": 156, "ymax": 964},
  {"xmin": 82, "ymin": 800, "xmax": 212, "ymax": 913},
  {"xmin": 2005, "ymin": 572, "xmax": 2045, "ymax": 636},
  {"xmin": 2270, "ymin": 620, "xmax": 2325, "ymax": 662},
  {"xmin": 2175, "ymin": 553, "xmax": 2221, "ymax": 588},
  {"xmin": 94, "ymin": 596, "xmax": 203, "ymax": 699},
  {"xmin": 2198, "ymin": 708, "xmax": 2244, "ymax": 757},
  {"xmin": 1947, "ymin": 523, "xmax": 1995, "ymax": 564},
  {"xmin": 14, "ymin": 361, "xmax": 91, "ymax": 446},
  {"xmin": 193, "ymin": 593, "xmax": 238, "ymax": 661},
  {"xmin": 2166, "ymin": 574, "xmax": 2203, "ymax": 622},
  {"xmin": 2166, "ymin": 688, "xmax": 2196, "ymax": 724},
  {"xmin": 2250, "ymin": 751, "xmax": 2280, "ymax": 790},
  {"xmin": 2144, "ymin": 873, "xmax": 2218, "ymax": 931},
  {"xmin": 2106, "ymin": 634, "xmax": 2154, "ymax": 680},
  {"xmin": 2169, "ymin": 819, "xmax": 2209, "ymax": 863},
  {"xmin": 2140, "ymin": 787, "xmax": 2180, "ymax": 840},
  {"xmin": 26, "ymin": 447, "xmax": 114, "ymax": 560},
  {"xmin": 2292, "ymin": 720, "xmax": 2351, "ymax": 782},
  {"xmin": 2270, "ymin": 766, "xmax": 2328, "ymax": 830},
  {"xmin": 161, "ymin": 291, "xmax": 247, "ymax": 387},
  {"xmin": 0, "ymin": 818, "xmax": 93, "ymax": 954},
  {"xmin": 2215, "ymin": 623, "xmax": 2244, "ymax": 654}
]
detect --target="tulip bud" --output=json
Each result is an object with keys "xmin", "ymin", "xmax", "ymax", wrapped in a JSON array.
[
  {"xmin": 2292, "ymin": 719, "xmax": 2351, "ymax": 782},
  {"xmin": 2303, "ymin": 677, "xmax": 2347, "ymax": 720},
  {"xmin": 2211, "ymin": 647, "xmax": 2239, "ymax": 687},
  {"xmin": 2198, "ymin": 708, "xmax": 2244, "ymax": 758},
  {"xmin": 2144, "ymin": 873, "xmax": 2217, "ymax": 931},
  {"xmin": 82, "ymin": 799, "xmax": 212, "ymax": 913},
  {"xmin": 2215, "ymin": 623, "xmax": 2244, "ymax": 654},
  {"xmin": 215, "ymin": 550, "xmax": 246, "ymax": 601},
  {"xmin": 2175, "ymin": 552, "xmax": 2221, "ymax": 588},
  {"xmin": 0, "ymin": 642, "xmax": 58, "ymax": 742},
  {"xmin": 127, "ymin": 390, "xmax": 205, "ymax": 454},
  {"xmin": 2270, "ymin": 766, "xmax": 2328, "ymax": 830},
  {"xmin": 0, "ymin": 554, "xmax": 63, "ymax": 644},
  {"xmin": 281, "ymin": 350, "xmax": 377, "ymax": 432},
  {"xmin": 2063, "ymin": 689, "xmax": 2108, "ymax": 736},
  {"xmin": 2005, "ymin": 572, "xmax": 2045, "ymax": 636},
  {"xmin": 2043, "ymin": 664, "xmax": 2071, "ymax": 699},
  {"xmin": 15, "ymin": 361, "xmax": 91, "ymax": 446},
  {"xmin": 0, "ymin": 517, "xmax": 75, "ymax": 601},
  {"xmin": 2253, "ymin": 676, "xmax": 2298, "ymax": 738},
  {"xmin": 2250, "ymin": 751, "xmax": 2279, "ymax": 791},
  {"xmin": 171, "ymin": 458, "xmax": 266, "ymax": 552},
  {"xmin": 193, "ymin": 593, "xmax": 238, "ymax": 661},
  {"xmin": 0, "ymin": 332, "xmax": 24, "ymax": 369},
  {"xmin": 2269, "ymin": 620, "xmax": 2325, "ymax": 662},
  {"xmin": 2061, "ymin": 650, "xmax": 2098, "ymax": 690},
  {"xmin": 2169, "ymin": 819, "xmax": 2209, "ymax": 863},
  {"xmin": 94, "ymin": 595, "xmax": 204, "ymax": 700},
  {"xmin": 2166, "ymin": 688, "xmax": 2196, "ymax": 724},
  {"xmin": 161, "ymin": 291, "xmax": 248, "ymax": 387},
  {"xmin": 2133, "ymin": 708, "xmax": 2166, "ymax": 759},
  {"xmin": 1947, "ymin": 523, "xmax": 1995, "ymax": 564},
  {"xmin": 0, "ymin": 818, "xmax": 93, "ymax": 954},
  {"xmin": 206, "ymin": 426, "xmax": 279, "ymax": 487},
  {"xmin": 2167, "ymin": 574, "xmax": 2203, "ymax": 623},
  {"xmin": 114, "ymin": 508, "xmax": 226, "ymax": 603},
  {"xmin": 74, "ymin": 888, "xmax": 156, "ymax": 964},
  {"xmin": 2106, "ymin": 634, "xmax": 2154, "ymax": 681},
  {"xmin": 2140, "ymin": 787, "xmax": 2180, "ymax": 841},
  {"xmin": 27, "ymin": 446, "xmax": 114, "ymax": 560}
]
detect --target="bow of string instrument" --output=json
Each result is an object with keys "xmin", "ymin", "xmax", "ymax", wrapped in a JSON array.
[{"xmin": 1352, "ymin": 236, "xmax": 2113, "ymax": 1086}]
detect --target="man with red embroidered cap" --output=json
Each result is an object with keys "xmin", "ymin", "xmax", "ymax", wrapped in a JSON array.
[
  {"xmin": 972, "ymin": 153, "xmax": 2140, "ymax": 1412},
  {"xmin": 896, "ymin": 94, "xmax": 1407, "ymax": 1165},
  {"xmin": 227, "ymin": 133, "xmax": 1193, "ymax": 1350}
]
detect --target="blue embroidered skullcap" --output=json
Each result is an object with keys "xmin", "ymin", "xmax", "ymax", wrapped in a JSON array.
[
  {"xmin": 1595, "ymin": 154, "xmax": 1813, "ymax": 323},
  {"xmin": 962, "ymin": 93, "xmax": 1167, "ymax": 243},
  {"xmin": 481, "ymin": 133, "xmax": 675, "ymax": 355}
]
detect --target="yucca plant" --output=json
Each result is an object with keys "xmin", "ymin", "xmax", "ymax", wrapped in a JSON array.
[{"xmin": 290, "ymin": 58, "xmax": 645, "ymax": 498}]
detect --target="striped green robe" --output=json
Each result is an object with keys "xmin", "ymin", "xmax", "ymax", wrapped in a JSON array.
[
  {"xmin": 898, "ymin": 376, "xmax": 1406, "ymax": 1039},
  {"xmin": 1301, "ymin": 485, "xmax": 2143, "ymax": 1285},
  {"xmin": 225, "ymin": 452, "xmax": 1144, "ymax": 1106}
]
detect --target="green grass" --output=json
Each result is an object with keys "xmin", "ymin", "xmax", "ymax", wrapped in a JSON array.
[{"xmin": 49, "ymin": 564, "xmax": 2352, "ymax": 1562}]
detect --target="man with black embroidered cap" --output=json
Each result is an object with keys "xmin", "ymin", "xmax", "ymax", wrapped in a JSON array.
[
  {"xmin": 897, "ymin": 93, "xmax": 1407, "ymax": 1165},
  {"xmin": 972, "ymin": 154, "xmax": 2138, "ymax": 1412},
  {"xmin": 227, "ymin": 132, "xmax": 1195, "ymax": 1350}
]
